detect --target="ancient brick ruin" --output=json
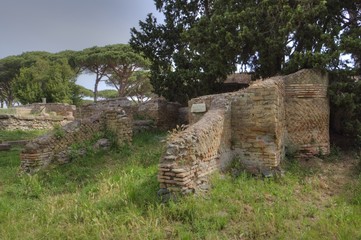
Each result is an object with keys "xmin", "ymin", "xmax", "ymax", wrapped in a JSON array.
[
  {"xmin": 16, "ymin": 69, "xmax": 329, "ymax": 189},
  {"xmin": 158, "ymin": 69, "xmax": 330, "ymax": 194},
  {"xmin": 0, "ymin": 103, "xmax": 76, "ymax": 131},
  {"xmin": 20, "ymin": 109, "xmax": 132, "ymax": 173},
  {"xmin": 19, "ymin": 97, "xmax": 181, "ymax": 173}
]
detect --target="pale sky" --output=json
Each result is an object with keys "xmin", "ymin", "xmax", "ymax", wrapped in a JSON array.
[
  {"xmin": 0, "ymin": 0, "xmax": 161, "ymax": 58},
  {"xmin": 0, "ymin": 0, "xmax": 162, "ymax": 90}
]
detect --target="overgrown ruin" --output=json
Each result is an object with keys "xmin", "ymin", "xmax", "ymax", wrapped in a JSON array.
[
  {"xmin": 0, "ymin": 103, "xmax": 76, "ymax": 131},
  {"xmin": 15, "ymin": 69, "xmax": 330, "ymax": 194},
  {"xmin": 18, "ymin": 97, "xmax": 181, "ymax": 173},
  {"xmin": 158, "ymin": 69, "xmax": 330, "ymax": 194}
]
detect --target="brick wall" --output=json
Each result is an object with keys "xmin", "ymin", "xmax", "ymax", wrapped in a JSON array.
[
  {"xmin": 284, "ymin": 69, "xmax": 330, "ymax": 157},
  {"xmin": 0, "ymin": 103, "xmax": 76, "ymax": 131},
  {"xmin": 15, "ymin": 103, "xmax": 76, "ymax": 119},
  {"xmin": 136, "ymin": 98, "xmax": 181, "ymax": 130},
  {"xmin": 158, "ymin": 69, "xmax": 329, "ymax": 194},
  {"xmin": 75, "ymin": 98, "xmax": 132, "ymax": 120},
  {"xmin": 0, "ymin": 115, "xmax": 71, "ymax": 131},
  {"xmin": 76, "ymin": 97, "xmax": 181, "ymax": 131},
  {"xmin": 158, "ymin": 96, "xmax": 232, "ymax": 194},
  {"xmin": 20, "ymin": 109, "xmax": 132, "ymax": 173},
  {"xmin": 231, "ymin": 78, "xmax": 286, "ymax": 169}
]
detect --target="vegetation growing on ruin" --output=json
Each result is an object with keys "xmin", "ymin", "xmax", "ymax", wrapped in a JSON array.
[
  {"xmin": 0, "ymin": 129, "xmax": 47, "ymax": 142},
  {"xmin": 0, "ymin": 131, "xmax": 360, "ymax": 239}
]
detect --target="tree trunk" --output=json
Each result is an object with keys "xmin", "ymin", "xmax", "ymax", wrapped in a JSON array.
[{"xmin": 94, "ymin": 78, "xmax": 100, "ymax": 102}]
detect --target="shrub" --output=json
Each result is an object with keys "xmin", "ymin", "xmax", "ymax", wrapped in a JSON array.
[{"xmin": 329, "ymin": 70, "xmax": 361, "ymax": 148}]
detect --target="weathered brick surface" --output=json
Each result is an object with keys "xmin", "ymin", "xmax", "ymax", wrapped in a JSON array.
[
  {"xmin": 0, "ymin": 103, "xmax": 76, "ymax": 131},
  {"xmin": 159, "ymin": 69, "xmax": 329, "ymax": 194},
  {"xmin": 136, "ymin": 98, "xmax": 181, "ymax": 130},
  {"xmin": 76, "ymin": 97, "xmax": 181, "ymax": 131},
  {"xmin": 284, "ymin": 69, "xmax": 330, "ymax": 157},
  {"xmin": 159, "ymin": 97, "xmax": 232, "ymax": 194},
  {"xmin": 231, "ymin": 77, "xmax": 286, "ymax": 168},
  {"xmin": 20, "ymin": 110, "xmax": 132, "ymax": 173},
  {"xmin": 75, "ymin": 97, "xmax": 132, "ymax": 120},
  {"xmin": 0, "ymin": 115, "xmax": 72, "ymax": 131}
]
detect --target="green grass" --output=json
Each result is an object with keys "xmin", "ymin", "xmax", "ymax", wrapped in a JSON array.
[
  {"xmin": 0, "ymin": 131, "xmax": 361, "ymax": 239},
  {"xmin": 0, "ymin": 129, "xmax": 48, "ymax": 141}
]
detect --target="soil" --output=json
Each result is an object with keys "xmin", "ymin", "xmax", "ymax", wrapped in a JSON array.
[{"xmin": 297, "ymin": 151, "xmax": 360, "ymax": 205}]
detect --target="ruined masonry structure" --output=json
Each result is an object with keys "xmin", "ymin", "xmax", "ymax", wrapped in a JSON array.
[
  {"xmin": 21, "ymin": 109, "xmax": 132, "ymax": 173},
  {"xmin": 0, "ymin": 103, "xmax": 76, "ymax": 131},
  {"xmin": 158, "ymin": 69, "xmax": 330, "ymax": 194},
  {"xmin": 20, "ymin": 97, "xmax": 181, "ymax": 173}
]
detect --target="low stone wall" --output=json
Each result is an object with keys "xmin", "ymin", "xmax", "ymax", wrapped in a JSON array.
[
  {"xmin": 158, "ymin": 69, "xmax": 330, "ymax": 194},
  {"xmin": 76, "ymin": 97, "xmax": 182, "ymax": 131},
  {"xmin": 0, "ymin": 114, "xmax": 71, "ymax": 131},
  {"xmin": 136, "ymin": 98, "xmax": 181, "ymax": 130},
  {"xmin": 0, "ymin": 103, "xmax": 76, "ymax": 131},
  {"xmin": 158, "ymin": 97, "xmax": 231, "ymax": 194},
  {"xmin": 15, "ymin": 103, "xmax": 76, "ymax": 119},
  {"xmin": 20, "ymin": 109, "xmax": 132, "ymax": 173},
  {"xmin": 75, "ymin": 98, "xmax": 132, "ymax": 120}
]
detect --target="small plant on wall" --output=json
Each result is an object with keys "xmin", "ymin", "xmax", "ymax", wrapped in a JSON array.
[
  {"xmin": 53, "ymin": 124, "xmax": 65, "ymax": 139},
  {"xmin": 166, "ymin": 124, "xmax": 188, "ymax": 142}
]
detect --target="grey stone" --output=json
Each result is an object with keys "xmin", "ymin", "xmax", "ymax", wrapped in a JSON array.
[
  {"xmin": 93, "ymin": 138, "xmax": 111, "ymax": 150},
  {"xmin": 157, "ymin": 188, "xmax": 170, "ymax": 196},
  {"xmin": 191, "ymin": 103, "xmax": 207, "ymax": 113},
  {"xmin": 261, "ymin": 168, "xmax": 274, "ymax": 178},
  {"xmin": 25, "ymin": 142, "xmax": 40, "ymax": 151},
  {"xmin": 199, "ymin": 183, "xmax": 210, "ymax": 191},
  {"xmin": 0, "ymin": 143, "xmax": 11, "ymax": 151}
]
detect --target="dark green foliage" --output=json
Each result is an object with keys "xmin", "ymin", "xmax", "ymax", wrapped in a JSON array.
[
  {"xmin": 12, "ymin": 57, "xmax": 78, "ymax": 105},
  {"xmin": 0, "ymin": 51, "xmax": 81, "ymax": 106},
  {"xmin": 0, "ymin": 55, "xmax": 24, "ymax": 107},
  {"xmin": 131, "ymin": 1, "xmax": 227, "ymax": 105},
  {"xmin": 130, "ymin": 0, "xmax": 360, "ymax": 104},
  {"xmin": 329, "ymin": 70, "xmax": 361, "ymax": 147}
]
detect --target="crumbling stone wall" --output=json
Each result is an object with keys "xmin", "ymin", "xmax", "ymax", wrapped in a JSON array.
[
  {"xmin": 14, "ymin": 103, "xmax": 76, "ymax": 119},
  {"xmin": 136, "ymin": 98, "xmax": 181, "ymax": 130},
  {"xmin": 0, "ymin": 103, "xmax": 76, "ymax": 131},
  {"xmin": 20, "ymin": 109, "xmax": 132, "ymax": 173},
  {"xmin": 0, "ymin": 115, "xmax": 71, "ymax": 131},
  {"xmin": 159, "ymin": 97, "xmax": 232, "ymax": 194},
  {"xmin": 75, "ymin": 98, "xmax": 132, "ymax": 120},
  {"xmin": 76, "ymin": 97, "xmax": 182, "ymax": 131},
  {"xmin": 158, "ymin": 69, "xmax": 329, "ymax": 194}
]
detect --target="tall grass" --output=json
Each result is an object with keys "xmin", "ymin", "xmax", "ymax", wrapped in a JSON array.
[{"xmin": 0, "ymin": 131, "xmax": 360, "ymax": 239}]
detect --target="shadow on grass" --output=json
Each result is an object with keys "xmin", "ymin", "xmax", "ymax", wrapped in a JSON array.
[{"xmin": 34, "ymin": 131, "xmax": 166, "ymax": 196}]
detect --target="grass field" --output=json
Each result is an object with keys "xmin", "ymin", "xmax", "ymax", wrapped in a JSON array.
[
  {"xmin": 0, "ymin": 129, "xmax": 48, "ymax": 142},
  {"xmin": 0, "ymin": 130, "xmax": 360, "ymax": 239}
]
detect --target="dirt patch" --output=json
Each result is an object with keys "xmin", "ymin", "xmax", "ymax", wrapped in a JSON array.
[{"xmin": 296, "ymin": 151, "xmax": 359, "ymax": 204}]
